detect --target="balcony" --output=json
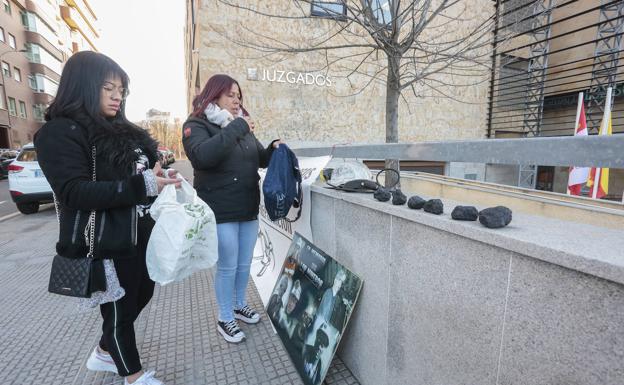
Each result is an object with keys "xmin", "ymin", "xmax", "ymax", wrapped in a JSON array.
[
  {"xmin": 25, "ymin": 44, "xmax": 63, "ymax": 76},
  {"xmin": 65, "ymin": 0, "xmax": 98, "ymax": 34},
  {"xmin": 60, "ymin": 5, "xmax": 97, "ymax": 50},
  {"xmin": 60, "ymin": 0, "xmax": 99, "ymax": 37},
  {"xmin": 33, "ymin": 93, "xmax": 54, "ymax": 105},
  {"xmin": 60, "ymin": 5, "xmax": 78, "ymax": 30},
  {"xmin": 27, "ymin": 63, "xmax": 60, "ymax": 82},
  {"xmin": 23, "ymin": 32, "xmax": 63, "ymax": 62},
  {"xmin": 24, "ymin": 0, "xmax": 58, "ymax": 30}
]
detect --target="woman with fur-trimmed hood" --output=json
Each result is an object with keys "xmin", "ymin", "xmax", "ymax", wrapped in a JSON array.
[{"xmin": 35, "ymin": 51, "xmax": 181, "ymax": 385}]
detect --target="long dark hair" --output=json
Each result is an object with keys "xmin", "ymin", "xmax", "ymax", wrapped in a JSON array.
[
  {"xmin": 45, "ymin": 51, "xmax": 157, "ymax": 166},
  {"xmin": 190, "ymin": 74, "xmax": 248, "ymax": 117},
  {"xmin": 46, "ymin": 51, "xmax": 136, "ymax": 133}
]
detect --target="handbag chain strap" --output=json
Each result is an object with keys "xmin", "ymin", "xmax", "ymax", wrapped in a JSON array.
[
  {"xmin": 52, "ymin": 146, "xmax": 97, "ymax": 259},
  {"xmin": 52, "ymin": 193, "xmax": 60, "ymax": 222}
]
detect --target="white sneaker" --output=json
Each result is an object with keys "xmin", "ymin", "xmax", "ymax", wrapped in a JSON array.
[
  {"xmin": 125, "ymin": 370, "xmax": 164, "ymax": 385},
  {"xmin": 86, "ymin": 346, "xmax": 118, "ymax": 374}
]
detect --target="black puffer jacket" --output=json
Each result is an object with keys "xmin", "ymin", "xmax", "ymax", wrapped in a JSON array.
[
  {"xmin": 34, "ymin": 117, "xmax": 158, "ymax": 259},
  {"xmin": 182, "ymin": 115, "xmax": 275, "ymax": 223}
]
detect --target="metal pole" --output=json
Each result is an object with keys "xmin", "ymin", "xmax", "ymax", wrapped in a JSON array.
[
  {"xmin": 486, "ymin": 0, "xmax": 501, "ymax": 139},
  {"xmin": 591, "ymin": 86, "xmax": 612, "ymax": 199},
  {"xmin": 567, "ymin": 91, "xmax": 584, "ymax": 195}
]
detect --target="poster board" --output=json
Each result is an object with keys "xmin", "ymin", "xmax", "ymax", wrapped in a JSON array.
[{"xmin": 267, "ymin": 232, "xmax": 363, "ymax": 385}]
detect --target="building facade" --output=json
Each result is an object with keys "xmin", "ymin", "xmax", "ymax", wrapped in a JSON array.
[
  {"xmin": 185, "ymin": 0, "xmax": 493, "ymax": 145},
  {"xmin": 185, "ymin": 0, "xmax": 623, "ymax": 200},
  {"xmin": 485, "ymin": 0, "xmax": 623, "ymax": 198},
  {"xmin": 145, "ymin": 107, "xmax": 172, "ymax": 124},
  {"xmin": 0, "ymin": 0, "xmax": 98, "ymax": 148}
]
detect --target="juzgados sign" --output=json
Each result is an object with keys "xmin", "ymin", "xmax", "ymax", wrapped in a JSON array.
[{"xmin": 247, "ymin": 68, "xmax": 333, "ymax": 87}]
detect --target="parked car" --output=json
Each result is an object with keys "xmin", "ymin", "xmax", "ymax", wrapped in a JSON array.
[
  {"xmin": 0, "ymin": 149, "xmax": 18, "ymax": 179},
  {"xmin": 157, "ymin": 150, "xmax": 165, "ymax": 166},
  {"xmin": 158, "ymin": 149, "xmax": 170, "ymax": 167},
  {"xmin": 0, "ymin": 158, "xmax": 13, "ymax": 179},
  {"xmin": 157, "ymin": 146, "xmax": 176, "ymax": 167},
  {"xmin": 7, "ymin": 144, "xmax": 53, "ymax": 214},
  {"xmin": 0, "ymin": 149, "xmax": 19, "ymax": 159}
]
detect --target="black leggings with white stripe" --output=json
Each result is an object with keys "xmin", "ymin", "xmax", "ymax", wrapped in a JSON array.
[{"xmin": 99, "ymin": 216, "xmax": 155, "ymax": 377}]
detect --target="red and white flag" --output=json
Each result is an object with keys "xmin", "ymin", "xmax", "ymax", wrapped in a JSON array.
[{"xmin": 567, "ymin": 95, "xmax": 589, "ymax": 196}]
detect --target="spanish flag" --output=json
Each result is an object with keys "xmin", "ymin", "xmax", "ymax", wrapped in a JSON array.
[
  {"xmin": 586, "ymin": 113, "xmax": 612, "ymax": 199},
  {"xmin": 567, "ymin": 100, "xmax": 589, "ymax": 195}
]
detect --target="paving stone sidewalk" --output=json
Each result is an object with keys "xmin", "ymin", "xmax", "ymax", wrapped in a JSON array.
[{"xmin": 0, "ymin": 207, "xmax": 359, "ymax": 385}]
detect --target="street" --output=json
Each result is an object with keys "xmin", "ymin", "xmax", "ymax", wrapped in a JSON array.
[
  {"xmin": 0, "ymin": 179, "xmax": 18, "ymax": 218},
  {"xmin": 168, "ymin": 159, "xmax": 194, "ymax": 184},
  {"xmin": 0, "ymin": 178, "xmax": 55, "ymax": 220},
  {"xmin": 0, "ymin": 160, "xmax": 193, "ymax": 223}
]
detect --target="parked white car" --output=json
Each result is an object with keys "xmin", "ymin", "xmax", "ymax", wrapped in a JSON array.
[{"xmin": 8, "ymin": 143, "xmax": 53, "ymax": 214}]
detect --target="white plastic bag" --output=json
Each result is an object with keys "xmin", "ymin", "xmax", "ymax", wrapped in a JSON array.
[{"xmin": 146, "ymin": 179, "xmax": 218, "ymax": 285}]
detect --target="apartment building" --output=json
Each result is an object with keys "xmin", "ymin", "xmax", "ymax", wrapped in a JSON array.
[{"xmin": 0, "ymin": 0, "xmax": 98, "ymax": 148}]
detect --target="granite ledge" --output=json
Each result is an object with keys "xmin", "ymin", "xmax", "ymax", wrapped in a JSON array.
[{"xmin": 312, "ymin": 185, "xmax": 624, "ymax": 286}]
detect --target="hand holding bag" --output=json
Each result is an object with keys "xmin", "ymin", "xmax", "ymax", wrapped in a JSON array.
[{"xmin": 48, "ymin": 146, "xmax": 104, "ymax": 297}]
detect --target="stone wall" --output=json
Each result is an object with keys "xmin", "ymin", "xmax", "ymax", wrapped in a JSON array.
[
  {"xmin": 310, "ymin": 184, "xmax": 624, "ymax": 385},
  {"xmin": 189, "ymin": 0, "xmax": 493, "ymax": 144}
]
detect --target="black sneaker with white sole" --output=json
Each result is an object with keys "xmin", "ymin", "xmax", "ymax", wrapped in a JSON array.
[
  {"xmin": 217, "ymin": 320, "xmax": 245, "ymax": 343},
  {"xmin": 234, "ymin": 305, "xmax": 261, "ymax": 324}
]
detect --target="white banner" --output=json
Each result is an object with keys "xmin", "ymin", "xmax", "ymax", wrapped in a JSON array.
[{"xmin": 252, "ymin": 156, "xmax": 332, "ymax": 305}]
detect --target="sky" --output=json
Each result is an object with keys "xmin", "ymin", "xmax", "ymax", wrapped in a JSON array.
[{"xmin": 91, "ymin": 0, "xmax": 187, "ymax": 122}]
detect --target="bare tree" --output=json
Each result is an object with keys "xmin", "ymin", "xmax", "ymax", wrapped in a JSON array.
[
  {"xmin": 138, "ymin": 119, "xmax": 185, "ymax": 161},
  {"xmin": 213, "ymin": 0, "xmax": 503, "ymax": 186}
]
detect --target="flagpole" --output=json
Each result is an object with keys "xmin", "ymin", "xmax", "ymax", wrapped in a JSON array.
[
  {"xmin": 592, "ymin": 167, "xmax": 602, "ymax": 200},
  {"xmin": 567, "ymin": 92, "xmax": 584, "ymax": 195},
  {"xmin": 592, "ymin": 87, "xmax": 612, "ymax": 199}
]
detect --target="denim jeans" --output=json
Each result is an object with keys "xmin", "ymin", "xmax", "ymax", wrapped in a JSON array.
[{"xmin": 215, "ymin": 220, "xmax": 259, "ymax": 322}]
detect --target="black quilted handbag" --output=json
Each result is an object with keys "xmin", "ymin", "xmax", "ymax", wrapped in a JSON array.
[
  {"xmin": 48, "ymin": 255, "xmax": 94, "ymax": 297},
  {"xmin": 48, "ymin": 146, "xmax": 102, "ymax": 298}
]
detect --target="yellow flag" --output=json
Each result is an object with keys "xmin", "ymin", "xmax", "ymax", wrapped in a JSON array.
[{"xmin": 587, "ymin": 113, "xmax": 612, "ymax": 198}]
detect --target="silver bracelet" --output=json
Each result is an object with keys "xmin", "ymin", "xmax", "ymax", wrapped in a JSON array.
[{"xmin": 142, "ymin": 169, "xmax": 159, "ymax": 196}]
